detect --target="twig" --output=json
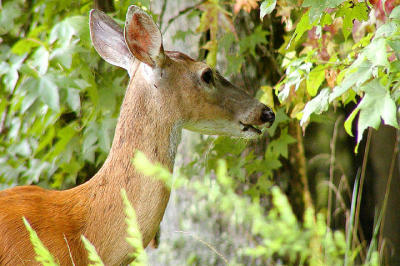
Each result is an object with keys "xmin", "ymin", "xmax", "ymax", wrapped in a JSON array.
[
  {"xmin": 257, "ymin": 44, "xmax": 283, "ymax": 77},
  {"xmin": 162, "ymin": 0, "xmax": 207, "ymax": 34},
  {"xmin": 267, "ymin": 14, "xmax": 274, "ymax": 52},
  {"xmin": 175, "ymin": 230, "xmax": 229, "ymax": 264},
  {"xmin": 338, "ymin": 171, "xmax": 367, "ymax": 260},
  {"xmin": 64, "ymin": 234, "xmax": 75, "ymax": 266},
  {"xmin": 345, "ymin": 168, "xmax": 361, "ymax": 266},
  {"xmin": 353, "ymin": 128, "xmax": 372, "ymax": 252},
  {"xmin": 378, "ymin": 130, "xmax": 399, "ymax": 253},
  {"xmin": 327, "ymin": 116, "xmax": 342, "ymax": 228},
  {"xmin": 321, "ymin": 181, "xmax": 347, "ymax": 216},
  {"xmin": 158, "ymin": 0, "xmax": 169, "ymax": 30}
]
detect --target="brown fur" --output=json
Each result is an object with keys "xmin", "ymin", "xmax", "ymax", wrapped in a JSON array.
[{"xmin": 0, "ymin": 187, "xmax": 88, "ymax": 265}]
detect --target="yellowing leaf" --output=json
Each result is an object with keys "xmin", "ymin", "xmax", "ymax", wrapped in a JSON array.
[
  {"xmin": 260, "ymin": 85, "xmax": 275, "ymax": 110},
  {"xmin": 306, "ymin": 66, "xmax": 326, "ymax": 96},
  {"xmin": 300, "ymin": 88, "xmax": 330, "ymax": 126}
]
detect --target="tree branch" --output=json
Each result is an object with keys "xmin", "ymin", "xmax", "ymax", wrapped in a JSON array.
[{"xmin": 162, "ymin": 0, "xmax": 207, "ymax": 34}]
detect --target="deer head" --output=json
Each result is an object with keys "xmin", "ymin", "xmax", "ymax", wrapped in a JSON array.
[{"xmin": 89, "ymin": 6, "xmax": 274, "ymax": 142}]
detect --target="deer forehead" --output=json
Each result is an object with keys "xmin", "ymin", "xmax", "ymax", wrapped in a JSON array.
[{"xmin": 140, "ymin": 56, "xmax": 209, "ymax": 86}]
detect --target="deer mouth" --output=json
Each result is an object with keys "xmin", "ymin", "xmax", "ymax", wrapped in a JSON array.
[{"xmin": 239, "ymin": 121, "xmax": 262, "ymax": 135}]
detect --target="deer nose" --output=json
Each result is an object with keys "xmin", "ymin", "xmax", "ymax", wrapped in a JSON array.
[{"xmin": 260, "ymin": 106, "xmax": 275, "ymax": 124}]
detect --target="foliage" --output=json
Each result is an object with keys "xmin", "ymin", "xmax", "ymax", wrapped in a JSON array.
[
  {"xmin": 132, "ymin": 151, "xmax": 174, "ymax": 188},
  {"xmin": 81, "ymin": 236, "xmax": 105, "ymax": 266},
  {"xmin": 23, "ymin": 217, "xmax": 59, "ymax": 265},
  {"xmin": 121, "ymin": 189, "xmax": 148, "ymax": 266},
  {"xmin": 138, "ymin": 152, "xmax": 380, "ymax": 265},
  {"xmin": 285, "ymin": 3, "xmax": 400, "ymax": 152},
  {"xmin": 0, "ymin": 0, "xmax": 129, "ymax": 189}
]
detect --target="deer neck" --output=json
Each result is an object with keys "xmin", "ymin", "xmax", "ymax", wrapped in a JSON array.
[{"xmin": 77, "ymin": 70, "xmax": 182, "ymax": 263}]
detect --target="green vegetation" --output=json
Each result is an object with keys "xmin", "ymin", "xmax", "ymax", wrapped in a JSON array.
[
  {"xmin": 2, "ymin": 0, "xmax": 400, "ymax": 265},
  {"xmin": 23, "ymin": 217, "xmax": 58, "ymax": 265}
]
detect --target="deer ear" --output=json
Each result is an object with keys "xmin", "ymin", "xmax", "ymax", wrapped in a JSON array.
[
  {"xmin": 124, "ymin": 6, "xmax": 165, "ymax": 68},
  {"xmin": 89, "ymin": 9, "xmax": 134, "ymax": 72}
]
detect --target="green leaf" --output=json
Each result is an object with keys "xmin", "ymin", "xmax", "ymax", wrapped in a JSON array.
[
  {"xmin": 23, "ymin": 217, "xmax": 59, "ymax": 266},
  {"xmin": 320, "ymin": 13, "xmax": 333, "ymax": 27},
  {"xmin": 4, "ymin": 54, "xmax": 26, "ymax": 91},
  {"xmin": 355, "ymin": 80, "xmax": 399, "ymax": 150},
  {"xmin": 300, "ymin": 88, "xmax": 330, "ymax": 126},
  {"xmin": 66, "ymin": 88, "xmax": 81, "ymax": 112},
  {"xmin": 49, "ymin": 16, "xmax": 87, "ymax": 45},
  {"xmin": 20, "ymin": 78, "xmax": 39, "ymax": 113},
  {"xmin": 81, "ymin": 236, "xmax": 105, "ymax": 266},
  {"xmin": 389, "ymin": 6, "xmax": 400, "ymax": 19},
  {"xmin": 0, "ymin": 0, "xmax": 23, "ymax": 35},
  {"xmin": 35, "ymin": 127, "xmax": 56, "ymax": 155},
  {"xmin": 226, "ymin": 53, "xmax": 244, "ymax": 74},
  {"xmin": 31, "ymin": 46, "xmax": 49, "ymax": 75},
  {"xmin": 14, "ymin": 139, "xmax": 32, "ymax": 157},
  {"xmin": 306, "ymin": 65, "xmax": 326, "ymax": 96},
  {"xmin": 38, "ymin": 75, "xmax": 60, "ymax": 111},
  {"xmin": 260, "ymin": 0, "xmax": 276, "ymax": 20},
  {"xmin": 0, "ymin": 61, "xmax": 9, "ymax": 75},
  {"xmin": 45, "ymin": 123, "xmax": 77, "ymax": 160},
  {"xmin": 364, "ymin": 38, "xmax": 388, "ymax": 67},
  {"xmin": 12, "ymin": 38, "xmax": 41, "ymax": 55},
  {"xmin": 239, "ymin": 26, "xmax": 268, "ymax": 57},
  {"xmin": 302, "ymin": 0, "xmax": 346, "ymax": 22},
  {"xmin": 266, "ymin": 127, "xmax": 296, "ymax": 159},
  {"xmin": 266, "ymin": 108, "xmax": 290, "ymax": 136},
  {"xmin": 97, "ymin": 118, "xmax": 115, "ymax": 153},
  {"xmin": 278, "ymin": 60, "xmax": 312, "ymax": 101},
  {"xmin": 51, "ymin": 46, "xmax": 74, "ymax": 69},
  {"xmin": 132, "ymin": 151, "xmax": 172, "ymax": 188},
  {"xmin": 329, "ymin": 57, "xmax": 372, "ymax": 101},
  {"xmin": 344, "ymin": 106, "xmax": 359, "ymax": 137},
  {"xmin": 121, "ymin": 189, "xmax": 148, "ymax": 266},
  {"xmin": 388, "ymin": 39, "xmax": 400, "ymax": 53},
  {"xmin": 291, "ymin": 10, "xmax": 315, "ymax": 45},
  {"xmin": 336, "ymin": 2, "xmax": 369, "ymax": 39},
  {"xmin": 375, "ymin": 21, "xmax": 398, "ymax": 38}
]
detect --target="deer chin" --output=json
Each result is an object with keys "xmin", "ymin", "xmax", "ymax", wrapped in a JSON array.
[{"xmin": 183, "ymin": 119, "xmax": 263, "ymax": 139}]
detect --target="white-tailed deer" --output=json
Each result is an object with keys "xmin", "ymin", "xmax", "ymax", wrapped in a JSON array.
[{"xmin": 0, "ymin": 6, "xmax": 274, "ymax": 265}]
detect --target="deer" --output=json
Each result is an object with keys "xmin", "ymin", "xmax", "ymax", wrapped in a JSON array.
[{"xmin": 0, "ymin": 5, "xmax": 275, "ymax": 266}]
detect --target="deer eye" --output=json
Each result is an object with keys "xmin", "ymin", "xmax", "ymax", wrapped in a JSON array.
[{"xmin": 201, "ymin": 69, "xmax": 213, "ymax": 84}]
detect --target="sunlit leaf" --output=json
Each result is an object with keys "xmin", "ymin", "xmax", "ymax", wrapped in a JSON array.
[
  {"xmin": 355, "ymin": 80, "xmax": 399, "ymax": 151},
  {"xmin": 38, "ymin": 75, "xmax": 60, "ymax": 111},
  {"xmin": 260, "ymin": 0, "xmax": 276, "ymax": 20},
  {"xmin": 306, "ymin": 65, "xmax": 326, "ymax": 96},
  {"xmin": 23, "ymin": 218, "xmax": 58, "ymax": 266},
  {"xmin": 365, "ymin": 38, "xmax": 388, "ymax": 67},
  {"xmin": 81, "ymin": 236, "xmax": 104, "ymax": 266},
  {"xmin": 389, "ymin": 6, "xmax": 400, "ymax": 19},
  {"xmin": 336, "ymin": 2, "xmax": 369, "ymax": 39},
  {"xmin": 300, "ymin": 88, "xmax": 330, "ymax": 126},
  {"xmin": 302, "ymin": 0, "xmax": 345, "ymax": 22},
  {"xmin": 31, "ymin": 47, "xmax": 49, "ymax": 75},
  {"xmin": 49, "ymin": 16, "xmax": 87, "ymax": 45},
  {"xmin": 12, "ymin": 39, "xmax": 41, "ymax": 55}
]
